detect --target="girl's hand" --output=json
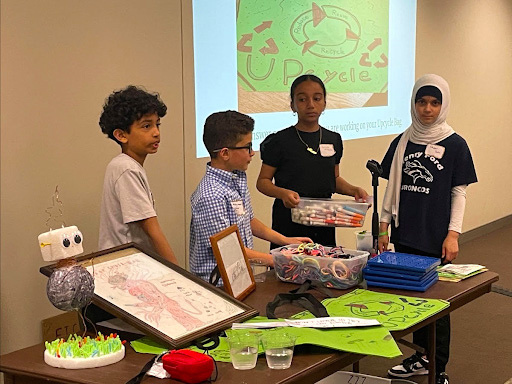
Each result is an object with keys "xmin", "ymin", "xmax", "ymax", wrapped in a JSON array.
[
  {"xmin": 442, "ymin": 231, "xmax": 459, "ymax": 264},
  {"xmin": 354, "ymin": 187, "xmax": 370, "ymax": 203},
  {"xmin": 378, "ymin": 234, "xmax": 390, "ymax": 253},
  {"xmin": 280, "ymin": 190, "xmax": 300, "ymax": 208},
  {"xmin": 378, "ymin": 222, "xmax": 390, "ymax": 254}
]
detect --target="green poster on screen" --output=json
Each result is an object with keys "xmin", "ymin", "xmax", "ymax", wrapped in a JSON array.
[{"xmin": 236, "ymin": 0, "xmax": 389, "ymax": 95}]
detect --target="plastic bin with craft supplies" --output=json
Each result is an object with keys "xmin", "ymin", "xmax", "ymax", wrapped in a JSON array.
[
  {"xmin": 291, "ymin": 198, "xmax": 370, "ymax": 227},
  {"xmin": 271, "ymin": 243, "xmax": 369, "ymax": 289}
]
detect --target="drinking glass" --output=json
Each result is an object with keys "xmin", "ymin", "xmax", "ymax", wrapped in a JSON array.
[
  {"xmin": 250, "ymin": 259, "xmax": 269, "ymax": 282},
  {"xmin": 261, "ymin": 332, "xmax": 296, "ymax": 369},
  {"xmin": 226, "ymin": 331, "xmax": 259, "ymax": 370}
]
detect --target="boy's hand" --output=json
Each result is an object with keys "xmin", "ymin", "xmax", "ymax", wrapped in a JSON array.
[
  {"xmin": 286, "ymin": 236, "xmax": 313, "ymax": 245},
  {"xmin": 280, "ymin": 189, "xmax": 300, "ymax": 208}
]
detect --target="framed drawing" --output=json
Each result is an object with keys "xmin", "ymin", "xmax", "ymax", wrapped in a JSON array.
[
  {"xmin": 210, "ymin": 225, "xmax": 256, "ymax": 301},
  {"xmin": 40, "ymin": 243, "xmax": 258, "ymax": 349}
]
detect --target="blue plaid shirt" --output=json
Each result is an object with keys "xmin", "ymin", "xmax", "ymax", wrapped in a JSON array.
[{"xmin": 189, "ymin": 163, "xmax": 254, "ymax": 283}]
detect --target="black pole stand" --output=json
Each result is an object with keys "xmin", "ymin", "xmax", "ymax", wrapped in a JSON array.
[{"xmin": 366, "ymin": 160, "xmax": 383, "ymax": 256}]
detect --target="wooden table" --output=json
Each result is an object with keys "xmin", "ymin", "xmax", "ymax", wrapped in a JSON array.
[{"xmin": 0, "ymin": 271, "xmax": 498, "ymax": 384}]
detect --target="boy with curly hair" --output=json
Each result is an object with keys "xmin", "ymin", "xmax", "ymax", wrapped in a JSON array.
[{"xmin": 98, "ymin": 85, "xmax": 177, "ymax": 264}]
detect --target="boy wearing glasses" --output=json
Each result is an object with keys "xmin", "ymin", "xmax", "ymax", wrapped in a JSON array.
[{"xmin": 189, "ymin": 110, "xmax": 311, "ymax": 283}]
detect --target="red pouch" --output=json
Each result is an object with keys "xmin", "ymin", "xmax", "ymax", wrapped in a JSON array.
[{"xmin": 162, "ymin": 349, "xmax": 214, "ymax": 384}]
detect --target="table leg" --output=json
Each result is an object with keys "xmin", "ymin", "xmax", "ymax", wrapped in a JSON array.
[
  {"xmin": 3, "ymin": 373, "xmax": 14, "ymax": 384},
  {"xmin": 427, "ymin": 321, "xmax": 436, "ymax": 384}
]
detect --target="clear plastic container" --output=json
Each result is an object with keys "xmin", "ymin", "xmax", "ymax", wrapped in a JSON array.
[
  {"xmin": 271, "ymin": 245, "xmax": 369, "ymax": 289},
  {"xmin": 291, "ymin": 198, "xmax": 369, "ymax": 227},
  {"xmin": 355, "ymin": 230, "xmax": 374, "ymax": 252}
]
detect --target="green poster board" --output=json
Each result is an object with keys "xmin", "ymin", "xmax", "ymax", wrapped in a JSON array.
[
  {"xmin": 294, "ymin": 289, "xmax": 450, "ymax": 331},
  {"xmin": 190, "ymin": 317, "xmax": 402, "ymax": 361},
  {"xmin": 132, "ymin": 289, "xmax": 448, "ymax": 361}
]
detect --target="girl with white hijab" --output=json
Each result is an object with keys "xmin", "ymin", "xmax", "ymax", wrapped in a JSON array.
[{"xmin": 379, "ymin": 74, "xmax": 477, "ymax": 384}]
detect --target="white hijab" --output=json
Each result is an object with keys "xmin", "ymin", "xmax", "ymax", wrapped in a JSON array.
[{"xmin": 381, "ymin": 74, "xmax": 455, "ymax": 226}]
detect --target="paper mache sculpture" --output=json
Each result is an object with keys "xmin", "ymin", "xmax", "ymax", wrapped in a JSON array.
[
  {"xmin": 41, "ymin": 224, "xmax": 95, "ymax": 312},
  {"xmin": 39, "ymin": 187, "xmax": 125, "ymax": 369},
  {"xmin": 39, "ymin": 187, "xmax": 94, "ymax": 312}
]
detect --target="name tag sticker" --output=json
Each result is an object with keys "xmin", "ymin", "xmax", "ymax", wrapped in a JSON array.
[
  {"xmin": 319, "ymin": 144, "xmax": 335, "ymax": 157},
  {"xmin": 425, "ymin": 144, "xmax": 445, "ymax": 159},
  {"xmin": 231, "ymin": 200, "xmax": 245, "ymax": 216}
]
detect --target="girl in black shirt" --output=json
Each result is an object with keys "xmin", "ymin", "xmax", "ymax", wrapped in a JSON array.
[{"xmin": 257, "ymin": 74, "xmax": 368, "ymax": 248}]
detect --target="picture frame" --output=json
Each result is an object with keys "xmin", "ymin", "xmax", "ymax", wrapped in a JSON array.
[
  {"xmin": 40, "ymin": 243, "xmax": 258, "ymax": 349},
  {"xmin": 210, "ymin": 225, "xmax": 256, "ymax": 300}
]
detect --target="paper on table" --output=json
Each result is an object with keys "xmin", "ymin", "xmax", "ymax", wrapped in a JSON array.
[
  {"xmin": 232, "ymin": 321, "xmax": 284, "ymax": 329},
  {"xmin": 232, "ymin": 317, "xmax": 380, "ymax": 329},
  {"xmin": 437, "ymin": 268, "xmax": 487, "ymax": 282},
  {"xmin": 437, "ymin": 264, "xmax": 486, "ymax": 276}
]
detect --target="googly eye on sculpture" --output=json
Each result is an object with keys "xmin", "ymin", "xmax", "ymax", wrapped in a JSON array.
[{"xmin": 38, "ymin": 187, "xmax": 94, "ymax": 312}]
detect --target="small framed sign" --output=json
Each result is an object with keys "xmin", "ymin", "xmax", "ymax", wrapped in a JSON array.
[
  {"xmin": 210, "ymin": 225, "xmax": 256, "ymax": 300},
  {"xmin": 40, "ymin": 243, "xmax": 258, "ymax": 349}
]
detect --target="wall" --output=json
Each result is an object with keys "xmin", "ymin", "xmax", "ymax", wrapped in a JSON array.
[
  {"xmin": 0, "ymin": 0, "xmax": 185, "ymax": 354},
  {"xmin": 1, "ymin": 0, "xmax": 511, "ymax": 356},
  {"xmin": 414, "ymin": 1, "xmax": 512, "ymax": 232}
]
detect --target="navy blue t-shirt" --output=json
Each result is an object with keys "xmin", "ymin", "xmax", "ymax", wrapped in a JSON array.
[{"xmin": 381, "ymin": 133, "xmax": 477, "ymax": 255}]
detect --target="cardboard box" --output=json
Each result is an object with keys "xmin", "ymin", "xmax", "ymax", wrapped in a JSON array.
[{"xmin": 41, "ymin": 311, "xmax": 84, "ymax": 341}]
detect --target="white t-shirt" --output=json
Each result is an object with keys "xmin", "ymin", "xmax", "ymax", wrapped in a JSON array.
[{"xmin": 98, "ymin": 153, "xmax": 157, "ymax": 252}]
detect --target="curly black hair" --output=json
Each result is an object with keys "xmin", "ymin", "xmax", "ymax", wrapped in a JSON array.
[
  {"xmin": 203, "ymin": 111, "xmax": 254, "ymax": 157},
  {"xmin": 99, "ymin": 85, "xmax": 167, "ymax": 145}
]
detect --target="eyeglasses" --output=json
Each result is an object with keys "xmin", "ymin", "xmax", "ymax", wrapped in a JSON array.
[{"xmin": 212, "ymin": 143, "xmax": 253, "ymax": 153}]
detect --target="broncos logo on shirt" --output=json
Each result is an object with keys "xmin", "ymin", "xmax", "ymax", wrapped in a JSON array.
[{"xmin": 404, "ymin": 160, "xmax": 433, "ymax": 183}]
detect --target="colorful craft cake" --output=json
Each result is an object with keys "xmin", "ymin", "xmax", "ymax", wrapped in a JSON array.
[{"xmin": 44, "ymin": 333, "xmax": 125, "ymax": 369}]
